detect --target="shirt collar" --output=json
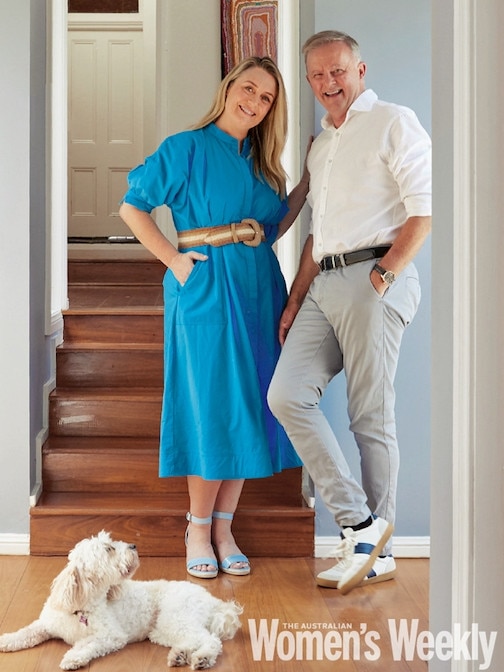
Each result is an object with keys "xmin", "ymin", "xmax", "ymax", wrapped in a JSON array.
[
  {"xmin": 321, "ymin": 89, "xmax": 378, "ymax": 130},
  {"xmin": 207, "ymin": 122, "xmax": 251, "ymax": 155}
]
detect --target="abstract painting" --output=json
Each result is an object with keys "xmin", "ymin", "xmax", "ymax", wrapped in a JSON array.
[{"xmin": 221, "ymin": 0, "xmax": 278, "ymax": 75}]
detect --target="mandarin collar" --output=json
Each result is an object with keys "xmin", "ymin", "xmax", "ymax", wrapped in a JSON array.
[
  {"xmin": 321, "ymin": 89, "xmax": 378, "ymax": 130},
  {"xmin": 208, "ymin": 122, "xmax": 251, "ymax": 156}
]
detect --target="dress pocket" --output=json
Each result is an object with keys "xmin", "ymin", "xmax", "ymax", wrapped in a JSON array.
[
  {"xmin": 172, "ymin": 259, "xmax": 227, "ymax": 325},
  {"xmin": 163, "ymin": 258, "xmax": 204, "ymax": 295}
]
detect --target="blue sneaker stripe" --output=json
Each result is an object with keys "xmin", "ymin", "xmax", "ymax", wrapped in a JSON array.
[{"xmin": 354, "ymin": 542, "xmax": 375, "ymax": 555}]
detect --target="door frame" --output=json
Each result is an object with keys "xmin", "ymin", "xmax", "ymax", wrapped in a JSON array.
[{"xmin": 48, "ymin": 0, "xmax": 156, "ymax": 332}]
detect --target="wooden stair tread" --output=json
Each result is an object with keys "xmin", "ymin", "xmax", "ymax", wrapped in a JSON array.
[
  {"xmin": 50, "ymin": 387, "xmax": 163, "ymax": 400},
  {"xmin": 67, "ymin": 285, "xmax": 164, "ymax": 310},
  {"xmin": 69, "ymin": 281, "xmax": 161, "ymax": 287},
  {"xmin": 44, "ymin": 436, "xmax": 160, "ymax": 450},
  {"xmin": 68, "ymin": 246, "xmax": 158, "ymax": 261},
  {"xmin": 33, "ymin": 491, "xmax": 311, "ymax": 513},
  {"xmin": 57, "ymin": 342, "xmax": 164, "ymax": 351},
  {"xmin": 65, "ymin": 305, "xmax": 163, "ymax": 313}
]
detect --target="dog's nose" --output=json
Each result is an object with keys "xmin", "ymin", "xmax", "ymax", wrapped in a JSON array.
[{"xmin": 129, "ymin": 544, "xmax": 137, "ymax": 550}]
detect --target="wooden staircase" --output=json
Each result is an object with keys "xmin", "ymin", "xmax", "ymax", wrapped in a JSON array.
[{"xmin": 30, "ymin": 249, "xmax": 314, "ymax": 557}]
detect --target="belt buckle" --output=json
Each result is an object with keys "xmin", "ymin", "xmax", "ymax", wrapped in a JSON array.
[
  {"xmin": 336, "ymin": 253, "xmax": 346, "ymax": 268},
  {"xmin": 242, "ymin": 218, "xmax": 262, "ymax": 247}
]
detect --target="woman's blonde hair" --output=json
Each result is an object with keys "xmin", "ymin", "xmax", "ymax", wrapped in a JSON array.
[{"xmin": 193, "ymin": 56, "xmax": 288, "ymax": 198}]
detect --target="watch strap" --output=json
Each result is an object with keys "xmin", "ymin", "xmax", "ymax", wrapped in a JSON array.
[{"xmin": 373, "ymin": 263, "xmax": 395, "ymax": 285}]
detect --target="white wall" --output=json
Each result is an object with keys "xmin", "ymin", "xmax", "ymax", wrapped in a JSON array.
[{"xmin": 311, "ymin": 0, "xmax": 432, "ymax": 541}]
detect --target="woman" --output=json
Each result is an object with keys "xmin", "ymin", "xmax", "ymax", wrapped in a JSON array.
[{"xmin": 119, "ymin": 57, "xmax": 308, "ymax": 579}]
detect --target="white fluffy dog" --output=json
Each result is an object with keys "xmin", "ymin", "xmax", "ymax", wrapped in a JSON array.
[{"xmin": 0, "ymin": 531, "xmax": 242, "ymax": 670}]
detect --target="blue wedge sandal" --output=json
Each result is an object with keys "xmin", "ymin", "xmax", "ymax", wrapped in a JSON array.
[
  {"xmin": 212, "ymin": 511, "xmax": 251, "ymax": 576},
  {"xmin": 185, "ymin": 513, "xmax": 218, "ymax": 579}
]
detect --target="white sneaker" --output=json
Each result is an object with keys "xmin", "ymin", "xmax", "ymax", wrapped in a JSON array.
[
  {"xmin": 316, "ymin": 554, "xmax": 396, "ymax": 589},
  {"xmin": 362, "ymin": 554, "xmax": 396, "ymax": 584},
  {"xmin": 316, "ymin": 516, "xmax": 394, "ymax": 594}
]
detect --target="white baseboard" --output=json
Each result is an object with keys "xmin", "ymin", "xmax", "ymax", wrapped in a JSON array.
[
  {"xmin": 0, "ymin": 534, "xmax": 30, "ymax": 556},
  {"xmin": 0, "ymin": 534, "xmax": 429, "ymax": 559},
  {"xmin": 315, "ymin": 535, "xmax": 430, "ymax": 558}
]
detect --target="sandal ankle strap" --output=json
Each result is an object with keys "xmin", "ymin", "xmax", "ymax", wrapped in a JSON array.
[
  {"xmin": 212, "ymin": 511, "xmax": 234, "ymax": 521},
  {"xmin": 186, "ymin": 512, "xmax": 213, "ymax": 525}
]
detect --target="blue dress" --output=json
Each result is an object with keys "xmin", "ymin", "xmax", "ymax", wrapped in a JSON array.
[{"xmin": 123, "ymin": 123, "xmax": 302, "ymax": 479}]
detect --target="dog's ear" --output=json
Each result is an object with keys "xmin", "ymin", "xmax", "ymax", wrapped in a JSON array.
[{"xmin": 49, "ymin": 564, "xmax": 90, "ymax": 613}]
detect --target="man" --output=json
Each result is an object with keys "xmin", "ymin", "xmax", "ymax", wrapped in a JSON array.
[{"xmin": 268, "ymin": 31, "xmax": 431, "ymax": 594}]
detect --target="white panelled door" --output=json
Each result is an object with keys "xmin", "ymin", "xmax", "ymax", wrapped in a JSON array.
[{"xmin": 68, "ymin": 22, "xmax": 144, "ymax": 238}]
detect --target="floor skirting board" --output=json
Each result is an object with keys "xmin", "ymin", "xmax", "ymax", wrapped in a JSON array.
[
  {"xmin": 0, "ymin": 534, "xmax": 30, "ymax": 555},
  {"xmin": 0, "ymin": 535, "xmax": 430, "ymax": 558},
  {"xmin": 315, "ymin": 535, "xmax": 430, "ymax": 558}
]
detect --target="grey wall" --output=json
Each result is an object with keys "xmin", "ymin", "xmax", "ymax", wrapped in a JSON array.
[
  {"xmin": 311, "ymin": 0, "xmax": 431, "ymax": 538},
  {"xmin": 0, "ymin": 0, "xmax": 49, "ymax": 534}
]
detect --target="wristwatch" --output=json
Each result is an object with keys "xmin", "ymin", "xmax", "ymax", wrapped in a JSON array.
[{"xmin": 373, "ymin": 263, "xmax": 396, "ymax": 286}]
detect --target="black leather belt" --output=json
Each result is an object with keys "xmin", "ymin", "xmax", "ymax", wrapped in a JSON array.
[{"xmin": 318, "ymin": 246, "xmax": 391, "ymax": 272}]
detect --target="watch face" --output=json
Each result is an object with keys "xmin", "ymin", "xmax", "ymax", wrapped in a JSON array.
[{"xmin": 384, "ymin": 271, "xmax": 395, "ymax": 284}]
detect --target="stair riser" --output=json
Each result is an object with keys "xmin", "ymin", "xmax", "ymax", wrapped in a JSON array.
[
  {"xmin": 29, "ymin": 512, "xmax": 314, "ymax": 557},
  {"xmin": 63, "ymin": 314, "xmax": 164, "ymax": 344},
  {"xmin": 56, "ymin": 350, "xmax": 163, "ymax": 387},
  {"xmin": 43, "ymin": 451, "xmax": 184, "ymax": 493},
  {"xmin": 69, "ymin": 260, "xmax": 165, "ymax": 285},
  {"xmin": 50, "ymin": 398, "xmax": 161, "ymax": 437},
  {"xmin": 43, "ymin": 449, "xmax": 304, "ymax": 498}
]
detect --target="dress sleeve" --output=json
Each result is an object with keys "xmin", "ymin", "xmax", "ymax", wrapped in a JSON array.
[{"xmin": 122, "ymin": 135, "xmax": 191, "ymax": 213}]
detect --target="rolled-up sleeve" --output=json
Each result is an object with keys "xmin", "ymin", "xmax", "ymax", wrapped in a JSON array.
[
  {"xmin": 389, "ymin": 111, "xmax": 432, "ymax": 219},
  {"xmin": 122, "ymin": 136, "xmax": 189, "ymax": 212}
]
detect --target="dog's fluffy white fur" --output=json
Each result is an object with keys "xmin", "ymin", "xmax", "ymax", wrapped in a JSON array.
[{"xmin": 0, "ymin": 531, "xmax": 242, "ymax": 670}]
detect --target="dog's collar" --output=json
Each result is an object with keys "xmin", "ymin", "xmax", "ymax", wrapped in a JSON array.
[{"xmin": 74, "ymin": 611, "xmax": 88, "ymax": 626}]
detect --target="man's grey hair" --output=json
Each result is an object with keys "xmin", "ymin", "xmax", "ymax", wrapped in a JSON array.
[{"xmin": 302, "ymin": 30, "xmax": 362, "ymax": 64}]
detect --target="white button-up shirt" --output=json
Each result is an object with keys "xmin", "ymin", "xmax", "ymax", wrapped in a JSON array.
[{"xmin": 307, "ymin": 89, "xmax": 432, "ymax": 262}]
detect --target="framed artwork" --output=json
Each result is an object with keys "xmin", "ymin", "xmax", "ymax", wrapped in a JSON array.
[{"xmin": 221, "ymin": 0, "xmax": 278, "ymax": 75}]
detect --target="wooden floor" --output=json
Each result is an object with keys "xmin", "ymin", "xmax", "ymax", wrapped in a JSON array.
[{"xmin": 0, "ymin": 555, "xmax": 428, "ymax": 671}]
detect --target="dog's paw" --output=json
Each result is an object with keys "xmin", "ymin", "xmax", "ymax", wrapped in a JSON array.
[
  {"xmin": 190, "ymin": 654, "xmax": 215, "ymax": 670},
  {"xmin": 167, "ymin": 648, "xmax": 189, "ymax": 667},
  {"xmin": 60, "ymin": 653, "xmax": 86, "ymax": 670},
  {"xmin": 0, "ymin": 636, "xmax": 13, "ymax": 652}
]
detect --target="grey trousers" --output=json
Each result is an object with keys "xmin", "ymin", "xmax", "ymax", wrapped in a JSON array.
[{"xmin": 268, "ymin": 259, "xmax": 421, "ymax": 545}]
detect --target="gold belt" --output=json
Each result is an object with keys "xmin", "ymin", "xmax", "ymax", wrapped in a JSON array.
[{"xmin": 177, "ymin": 219, "xmax": 265, "ymax": 249}]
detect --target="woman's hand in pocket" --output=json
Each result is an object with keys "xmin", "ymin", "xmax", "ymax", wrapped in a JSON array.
[{"xmin": 169, "ymin": 251, "xmax": 208, "ymax": 286}]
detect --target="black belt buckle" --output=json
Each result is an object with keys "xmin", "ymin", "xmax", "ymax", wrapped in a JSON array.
[
  {"xmin": 319, "ymin": 256, "xmax": 333, "ymax": 271},
  {"xmin": 318, "ymin": 253, "xmax": 346, "ymax": 272}
]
